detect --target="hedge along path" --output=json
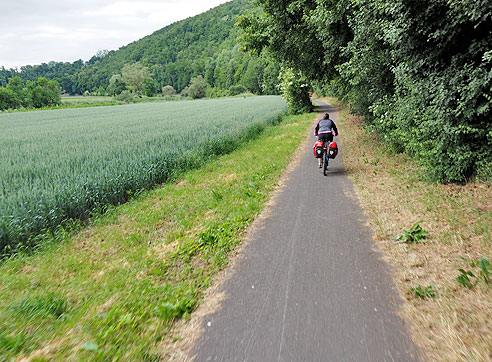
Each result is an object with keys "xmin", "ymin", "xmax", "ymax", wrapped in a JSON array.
[
  {"xmin": 328, "ymin": 97, "xmax": 492, "ymax": 362},
  {"xmin": 0, "ymin": 112, "xmax": 316, "ymax": 361}
]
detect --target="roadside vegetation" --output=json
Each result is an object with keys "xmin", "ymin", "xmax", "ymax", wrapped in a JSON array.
[
  {"xmin": 332, "ymin": 97, "xmax": 492, "ymax": 361},
  {"xmin": 239, "ymin": 0, "xmax": 492, "ymax": 183},
  {"xmin": 0, "ymin": 96, "xmax": 286, "ymax": 256},
  {"xmin": 0, "ymin": 111, "xmax": 315, "ymax": 361}
]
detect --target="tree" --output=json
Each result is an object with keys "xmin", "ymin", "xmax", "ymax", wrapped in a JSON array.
[
  {"xmin": 144, "ymin": 78, "xmax": 159, "ymax": 96},
  {"xmin": 186, "ymin": 75, "xmax": 208, "ymax": 99},
  {"xmin": 237, "ymin": 2, "xmax": 321, "ymax": 112},
  {"xmin": 121, "ymin": 63, "xmax": 152, "ymax": 95},
  {"xmin": 239, "ymin": 0, "xmax": 492, "ymax": 182},
  {"xmin": 278, "ymin": 67, "xmax": 312, "ymax": 114},
  {"xmin": 241, "ymin": 58, "xmax": 263, "ymax": 94},
  {"xmin": 31, "ymin": 77, "xmax": 61, "ymax": 108},
  {"xmin": 0, "ymin": 87, "xmax": 18, "ymax": 110},
  {"xmin": 107, "ymin": 74, "xmax": 127, "ymax": 96}
]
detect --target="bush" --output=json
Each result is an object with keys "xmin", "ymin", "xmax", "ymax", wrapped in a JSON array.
[
  {"xmin": 162, "ymin": 85, "xmax": 177, "ymax": 96},
  {"xmin": 205, "ymin": 86, "xmax": 230, "ymax": 98},
  {"xmin": 115, "ymin": 90, "xmax": 134, "ymax": 103},
  {"xmin": 229, "ymin": 85, "xmax": 247, "ymax": 96},
  {"xmin": 0, "ymin": 76, "xmax": 60, "ymax": 110}
]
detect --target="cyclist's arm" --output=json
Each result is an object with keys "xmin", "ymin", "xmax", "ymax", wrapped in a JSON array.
[
  {"xmin": 314, "ymin": 122, "xmax": 320, "ymax": 136},
  {"xmin": 332, "ymin": 122, "xmax": 339, "ymax": 136}
]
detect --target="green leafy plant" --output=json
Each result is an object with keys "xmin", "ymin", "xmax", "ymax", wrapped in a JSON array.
[
  {"xmin": 457, "ymin": 256, "xmax": 492, "ymax": 287},
  {"xmin": 477, "ymin": 257, "xmax": 491, "ymax": 285},
  {"xmin": 456, "ymin": 269, "xmax": 475, "ymax": 288},
  {"xmin": 395, "ymin": 221, "xmax": 429, "ymax": 244},
  {"xmin": 156, "ymin": 296, "xmax": 196, "ymax": 321},
  {"xmin": 410, "ymin": 285, "xmax": 436, "ymax": 299},
  {"xmin": 0, "ymin": 331, "xmax": 29, "ymax": 354}
]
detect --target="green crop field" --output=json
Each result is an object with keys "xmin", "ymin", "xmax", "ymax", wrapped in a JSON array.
[{"xmin": 0, "ymin": 96, "xmax": 287, "ymax": 255}]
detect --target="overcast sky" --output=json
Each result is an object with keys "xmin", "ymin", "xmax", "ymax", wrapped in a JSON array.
[{"xmin": 0, "ymin": 0, "xmax": 231, "ymax": 69}]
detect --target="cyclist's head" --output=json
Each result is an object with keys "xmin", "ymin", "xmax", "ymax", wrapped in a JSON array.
[{"xmin": 323, "ymin": 113, "xmax": 329, "ymax": 119}]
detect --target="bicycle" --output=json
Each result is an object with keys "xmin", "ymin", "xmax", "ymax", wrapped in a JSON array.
[{"xmin": 315, "ymin": 137, "xmax": 338, "ymax": 176}]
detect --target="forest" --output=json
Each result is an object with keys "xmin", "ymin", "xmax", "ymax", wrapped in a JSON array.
[
  {"xmin": 0, "ymin": 0, "xmax": 279, "ymax": 99},
  {"xmin": 239, "ymin": 0, "xmax": 492, "ymax": 183}
]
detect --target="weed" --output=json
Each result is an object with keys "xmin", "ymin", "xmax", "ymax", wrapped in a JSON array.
[
  {"xmin": 0, "ymin": 331, "xmax": 30, "ymax": 354},
  {"xmin": 456, "ymin": 269, "xmax": 475, "ymax": 288},
  {"xmin": 478, "ymin": 257, "xmax": 491, "ymax": 284},
  {"xmin": 156, "ymin": 295, "xmax": 196, "ymax": 321},
  {"xmin": 410, "ymin": 285, "xmax": 436, "ymax": 299},
  {"xmin": 456, "ymin": 257, "xmax": 492, "ymax": 287},
  {"xmin": 211, "ymin": 189, "xmax": 223, "ymax": 201},
  {"xmin": 10, "ymin": 294, "xmax": 67, "ymax": 319},
  {"xmin": 395, "ymin": 221, "xmax": 429, "ymax": 244}
]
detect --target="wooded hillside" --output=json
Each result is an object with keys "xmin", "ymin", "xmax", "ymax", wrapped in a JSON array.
[{"xmin": 0, "ymin": 0, "xmax": 280, "ymax": 97}]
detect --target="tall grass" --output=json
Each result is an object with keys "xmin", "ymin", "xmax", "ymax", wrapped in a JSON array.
[{"xmin": 0, "ymin": 96, "xmax": 287, "ymax": 255}]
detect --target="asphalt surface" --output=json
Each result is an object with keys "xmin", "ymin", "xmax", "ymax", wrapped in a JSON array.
[{"xmin": 191, "ymin": 102, "xmax": 421, "ymax": 362}]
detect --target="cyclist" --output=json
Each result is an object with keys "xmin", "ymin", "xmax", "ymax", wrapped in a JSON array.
[{"xmin": 314, "ymin": 113, "xmax": 338, "ymax": 168}]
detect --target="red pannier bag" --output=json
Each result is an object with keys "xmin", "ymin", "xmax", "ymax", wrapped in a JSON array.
[
  {"xmin": 313, "ymin": 140, "xmax": 323, "ymax": 158},
  {"xmin": 328, "ymin": 141, "xmax": 338, "ymax": 159}
]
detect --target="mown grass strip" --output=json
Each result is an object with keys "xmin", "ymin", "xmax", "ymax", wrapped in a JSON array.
[
  {"xmin": 0, "ymin": 111, "xmax": 315, "ymax": 361},
  {"xmin": 330, "ymin": 97, "xmax": 492, "ymax": 362}
]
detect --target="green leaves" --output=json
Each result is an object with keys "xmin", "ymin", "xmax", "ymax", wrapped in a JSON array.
[
  {"xmin": 410, "ymin": 285, "xmax": 436, "ymax": 299},
  {"xmin": 0, "ymin": 76, "xmax": 60, "ymax": 110},
  {"xmin": 456, "ymin": 256, "xmax": 492, "ymax": 288},
  {"xmin": 395, "ymin": 221, "xmax": 429, "ymax": 244},
  {"xmin": 478, "ymin": 257, "xmax": 491, "ymax": 284},
  {"xmin": 456, "ymin": 269, "xmax": 475, "ymax": 288},
  {"xmin": 240, "ymin": 0, "xmax": 492, "ymax": 182},
  {"xmin": 278, "ymin": 67, "xmax": 313, "ymax": 114}
]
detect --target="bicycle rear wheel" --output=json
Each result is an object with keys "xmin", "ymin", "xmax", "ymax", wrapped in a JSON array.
[{"xmin": 323, "ymin": 153, "xmax": 329, "ymax": 176}]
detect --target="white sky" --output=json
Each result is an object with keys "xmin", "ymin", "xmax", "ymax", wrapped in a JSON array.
[{"xmin": 0, "ymin": 0, "xmax": 231, "ymax": 69}]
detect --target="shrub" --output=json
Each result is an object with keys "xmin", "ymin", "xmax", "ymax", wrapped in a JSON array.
[
  {"xmin": 115, "ymin": 90, "xmax": 134, "ymax": 103},
  {"xmin": 0, "ymin": 87, "xmax": 19, "ymax": 110},
  {"xmin": 229, "ymin": 85, "xmax": 247, "ymax": 96},
  {"xmin": 161, "ymin": 85, "xmax": 177, "ymax": 96}
]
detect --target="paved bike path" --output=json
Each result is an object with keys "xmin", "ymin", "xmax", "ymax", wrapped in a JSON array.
[{"xmin": 191, "ymin": 102, "xmax": 421, "ymax": 362}]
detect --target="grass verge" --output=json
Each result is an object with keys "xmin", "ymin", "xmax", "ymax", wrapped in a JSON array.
[
  {"xmin": 0, "ymin": 111, "xmax": 315, "ymax": 361},
  {"xmin": 328, "ymin": 97, "xmax": 492, "ymax": 361}
]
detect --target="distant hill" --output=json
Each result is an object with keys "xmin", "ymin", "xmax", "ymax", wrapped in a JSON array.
[{"xmin": 0, "ymin": 0, "xmax": 280, "ymax": 96}]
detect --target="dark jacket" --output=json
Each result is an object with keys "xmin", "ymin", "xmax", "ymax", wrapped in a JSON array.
[{"xmin": 315, "ymin": 118, "xmax": 338, "ymax": 136}]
